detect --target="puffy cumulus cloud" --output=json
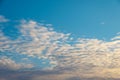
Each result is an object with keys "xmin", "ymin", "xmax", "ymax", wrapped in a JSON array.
[
  {"xmin": 1, "ymin": 17, "xmax": 120, "ymax": 78},
  {"xmin": 0, "ymin": 15, "xmax": 9, "ymax": 22},
  {"xmin": 0, "ymin": 56, "xmax": 34, "ymax": 70}
]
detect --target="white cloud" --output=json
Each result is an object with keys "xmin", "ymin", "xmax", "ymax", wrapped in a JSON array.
[
  {"xmin": 0, "ymin": 15, "xmax": 9, "ymax": 22},
  {"xmin": 1, "ymin": 18, "xmax": 120, "ymax": 78},
  {"xmin": 0, "ymin": 56, "xmax": 34, "ymax": 70},
  {"xmin": 111, "ymin": 35, "xmax": 120, "ymax": 40}
]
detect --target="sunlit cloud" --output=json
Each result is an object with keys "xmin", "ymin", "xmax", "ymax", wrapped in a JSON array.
[
  {"xmin": 1, "ymin": 16, "xmax": 120, "ymax": 79},
  {"xmin": 0, "ymin": 56, "xmax": 34, "ymax": 70}
]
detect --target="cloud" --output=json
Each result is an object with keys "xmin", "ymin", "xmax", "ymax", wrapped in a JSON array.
[
  {"xmin": 66, "ymin": 77, "xmax": 81, "ymax": 80},
  {"xmin": 0, "ymin": 20, "xmax": 71, "ymax": 69},
  {"xmin": 0, "ymin": 69, "xmax": 63, "ymax": 80},
  {"xmin": 1, "ymin": 69, "xmax": 120, "ymax": 80},
  {"xmin": 0, "ymin": 15, "xmax": 9, "ymax": 22},
  {"xmin": 0, "ymin": 56, "xmax": 34, "ymax": 70},
  {"xmin": 111, "ymin": 35, "xmax": 120, "ymax": 40},
  {"xmin": 1, "ymin": 16, "xmax": 120, "ymax": 78}
]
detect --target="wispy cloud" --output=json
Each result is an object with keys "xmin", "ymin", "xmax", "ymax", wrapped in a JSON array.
[{"xmin": 1, "ymin": 16, "xmax": 120, "ymax": 79}]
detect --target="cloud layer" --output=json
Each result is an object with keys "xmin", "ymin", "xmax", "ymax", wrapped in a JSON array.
[{"xmin": 1, "ymin": 15, "xmax": 120, "ymax": 79}]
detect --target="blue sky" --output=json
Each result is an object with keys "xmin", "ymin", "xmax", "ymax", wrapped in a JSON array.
[
  {"xmin": 1, "ymin": 0, "xmax": 120, "ymax": 80},
  {"xmin": 1, "ymin": 0, "xmax": 120, "ymax": 39}
]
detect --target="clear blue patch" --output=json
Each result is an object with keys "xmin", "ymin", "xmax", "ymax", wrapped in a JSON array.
[{"xmin": 0, "ymin": 21, "xmax": 21, "ymax": 40}]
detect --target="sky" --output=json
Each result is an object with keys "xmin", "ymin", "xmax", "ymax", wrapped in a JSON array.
[
  {"xmin": 1, "ymin": 0, "xmax": 120, "ymax": 39},
  {"xmin": 1, "ymin": 0, "xmax": 120, "ymax": 80}
]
